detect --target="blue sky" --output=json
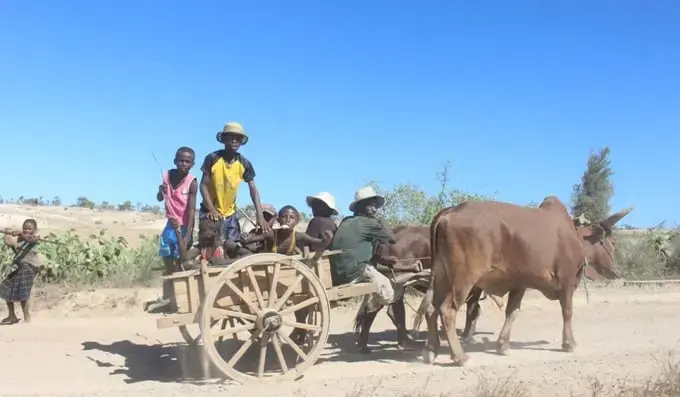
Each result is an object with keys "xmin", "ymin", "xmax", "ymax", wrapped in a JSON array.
[{"xmin": 1, "ymin": 1, "xmax": 678, "ymax": 227}]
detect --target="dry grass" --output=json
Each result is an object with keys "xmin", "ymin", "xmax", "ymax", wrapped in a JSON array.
[
  {"xmin": 339, "ymin": 351, "xmax": 680, "ymax": 397},
  {"xmin": 582, "ymin": 351, "xmax": 680, "ymax": 397},
  {"xmin": 341, "ymin": 374, "xmax": 530, "ymax": 397}
]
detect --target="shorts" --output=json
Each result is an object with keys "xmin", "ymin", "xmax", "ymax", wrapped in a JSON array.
[
  {"xmin": 355, "ymin": 265, "xmax": 403, "ymax": 314},
  {"xmin": 158, "ymin": 220, "xmax": 193, "ymax": 259},
  {"xmin": 197, "ymin": 212, "xmax": 241, "ymax": 247}
]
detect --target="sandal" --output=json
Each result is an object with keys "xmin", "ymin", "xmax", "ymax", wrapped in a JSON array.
[{"xmin": 0, "ymin": 317, "xmax": 19, "ymax": 325}]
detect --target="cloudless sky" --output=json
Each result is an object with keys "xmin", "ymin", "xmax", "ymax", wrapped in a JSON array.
[{"xmin": 1, "ymin": 1, "xmax": 678, "ymax": 227}]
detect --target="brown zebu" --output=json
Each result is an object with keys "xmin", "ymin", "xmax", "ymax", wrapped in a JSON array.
[
  {"xmin": 413, "ymin": 196, "xmax": 631, "ymax": 365},
  {"xmin": 355, "ymin": 225, "xmax": 504, "ymax": 352},
  {"xmin": 375, "ymin": 225, "xmax": 498, "ymax": 341}
]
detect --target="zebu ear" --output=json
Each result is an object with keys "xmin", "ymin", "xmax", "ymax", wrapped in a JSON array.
[
  {"xmin": 600, "ymin": 207, "xmax": 634, "ymax": 230},
  {"xmin": 589, "ymin": 223, "xmax": 607, "ymax": 240}
]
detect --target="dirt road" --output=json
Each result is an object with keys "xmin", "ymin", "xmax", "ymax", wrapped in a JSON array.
[{"xmin": 2, "ymin": 283, "xmax": 680, "ymax": 397}]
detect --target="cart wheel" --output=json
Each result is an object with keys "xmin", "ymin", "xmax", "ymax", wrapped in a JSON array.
[
  {"xmin": 179, "ymin": 324, "xmax": 203, "ymax": 346},
  {"xmin": 200, "ymin": 253, "xmax": 330, "ymax": 383}
]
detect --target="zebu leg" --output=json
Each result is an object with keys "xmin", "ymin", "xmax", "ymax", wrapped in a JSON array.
[
  {"xmin": 560, "ymin": 287, "xmax": 577, "ymax": 352},
  {"xmin": 462, "ymin": 286, "xmax": 483, "ymax": 343},
  {"xmin": 423, "ymin": 306, "xmax": 440, "ymax": 364},
  {"xmin": 440, "ymin": 288, "xmax": 470, "ymax": 366},
  {"xmin": 496, "ymin": 287, "xmax": 526, "ymax": 355}
]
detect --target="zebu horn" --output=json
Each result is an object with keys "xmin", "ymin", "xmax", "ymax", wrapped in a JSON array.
[{"xmin": 600, "ymin": 206, "xmax": 634, "ymax": 230}]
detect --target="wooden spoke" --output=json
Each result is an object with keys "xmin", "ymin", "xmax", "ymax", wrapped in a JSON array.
[
  {"xmin": 277, "ymin": 329, "xmax": 309, "ymax": 361},
  {"xmin": 217, "ymin": 319, "xmax": 228, "ymax": 344},
  {"xmin": 227, "ymin": 337, "xmax": 254, "ymax": 367},
  {"xmin": 281, "ymin": 320, "xmax": 322, "ymax": 332},
  {"xmin": 225, "ymin": 278, "xmax": 261, "ymax": 315},
  {"xmin": 267, "ymin": 262, "xmax": 281, "ymax": 308},
  {"xmin": 212, "ymin": 321, "xmax": 256, "ymax": 338},
  {"xmin": 280, "ymin": 297, "xmax": 320, "ymax": 315},
  {"xmin": 246, "ymin": 266, "xmax": 266, "ymax": 308},
  {"xmin": 211, "ymin": 308, "xmax": 257, "ymax": 322},
  {"xmin": 272, "ymin": 273, "xmax": 305, "ymax": 311},
  {"xmin": 257, "ymin": 336, "xmax": 268, "ymax": 378},
  {"xmin": 271, "ymin": 334, "xmax": 289, "ymax": 374}
]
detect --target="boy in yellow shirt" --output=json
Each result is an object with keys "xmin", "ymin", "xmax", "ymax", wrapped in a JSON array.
[{"xmin": 198, "ymin": 122, "xmax": 269, "ymax": 260}]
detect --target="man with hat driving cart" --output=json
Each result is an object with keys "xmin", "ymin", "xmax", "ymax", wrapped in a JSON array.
[{"xmin": 329, "ymin": 186, "xmax": 416, "ymax": 353}]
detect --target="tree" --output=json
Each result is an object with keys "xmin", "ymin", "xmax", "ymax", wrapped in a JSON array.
[
  {"xmin": 76, "ymin": 196, "xmax": 95, "ymax": 209},
  {"xmin": 570, "ymin": 146, "xmax": 614, "ymax": 222},
  {"xmin": 118, "ymin": 201, "xmax": 134, "ymax": 211},
  {"xmin": 371, "ymin": 162, "xmax": 495, "ymax": 227}
]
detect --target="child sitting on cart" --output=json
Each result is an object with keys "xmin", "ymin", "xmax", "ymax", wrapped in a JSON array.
[
  {"xmin": 239, "ymin": 205, "xmax": 333, "ymax": 255},
  {"xmin": 240, "ymin": 204, "xmax": 278, "ymax": 254}
]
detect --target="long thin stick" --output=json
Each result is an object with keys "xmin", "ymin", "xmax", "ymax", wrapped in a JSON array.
[{"xmin": 236, "ymin": 205, "xmax": 257, "ymax": 227}]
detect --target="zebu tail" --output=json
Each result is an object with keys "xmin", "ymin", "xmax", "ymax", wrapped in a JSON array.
[
  {"xmin": 413, "ymin": 211, "xmax": 447, "ymax": 331},
  {"xmin": 412, "ymin": 280, "xmax": 434, "ymax": 332}
]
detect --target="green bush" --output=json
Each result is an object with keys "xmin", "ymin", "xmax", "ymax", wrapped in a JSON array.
[
  {"xmin": 614, "ymin": 228, "xmax": 680, "ymax": 280},
  {"xmin": 0, "ymin": 231, "xmax": 162, "ymax": 288}
]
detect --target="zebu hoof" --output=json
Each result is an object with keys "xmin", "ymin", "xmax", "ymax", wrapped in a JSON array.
[
  {"xmin": 496, "ymin": 342, "xmax": 510, "ymax": 355},
  {"xmin": 452, "ymin": 354, "xmax": 469, "ymax": 366},
  {"xmin": 422, "ymin": 348, "xmax": 436, "ymax": 364},
  {"xmin": 562, "ymin": 342, "xmax": 576, "ymax": 353},
  {"xmin": 461, "ymin": 334, "xmax": 477, "ymax": 344}
]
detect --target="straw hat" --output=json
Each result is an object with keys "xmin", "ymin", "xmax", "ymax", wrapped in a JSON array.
[
  {"xmin": 216, "ymin": 122, "xmax": 249, "ymax": 145},
  {"xmin": 306, "ymin": 192, "xmax": 339, "ymax": 215},
  {"xmin": 349, "ymin": 186, "xmax": 385, "ymax": 213}
]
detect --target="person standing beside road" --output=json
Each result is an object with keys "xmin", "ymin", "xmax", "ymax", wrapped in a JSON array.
[
  {"xmin": 198, "ymin": 122, "xmax": 269, "ymax": 260},
  {"xmin": 0, "ymin": 219, "xmax": 44, "ymax": 325}
]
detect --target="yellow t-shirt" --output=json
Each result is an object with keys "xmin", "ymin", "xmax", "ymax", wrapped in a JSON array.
[{"xmin": 200, "ymin": 151, "xmax": 255, "ymax": 217}]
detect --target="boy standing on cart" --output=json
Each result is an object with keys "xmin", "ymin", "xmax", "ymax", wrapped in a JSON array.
[
  {"xmin": 146, "ymin": 146, "xmax": 198, "ymax": 313},
  {"xmin": 198, "ymin": 122, "xmax": 270, "ymax": 260}
]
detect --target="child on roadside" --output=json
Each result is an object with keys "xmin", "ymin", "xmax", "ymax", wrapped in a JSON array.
[
  {"xmin": 0, "ymin": 219, "xmax": 44, "ymax": 325},
  {"xmin": 151, "ymin": 146, "xmax": 198, "ymax": 313}
]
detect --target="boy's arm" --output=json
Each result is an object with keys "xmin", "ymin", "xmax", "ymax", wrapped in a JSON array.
[
  {"xmin": 242, "ymin": 159, "xmax": 270, "ymax": 233},
  {"xmin": 157, "ymin": 171, "xmax": 167, "ymax": 202},
  {"xmin": 296, "ymin": 231, "xmax": 333, "ymax": 249},
  {"xmin": 241, "ymin": 230, "xmax": 273, "ymax": 245},
  {"xmin": 184, "ymin": 178, "xmax": 198, "ymax": 249},
  {"xmin": 199, "ymin": 154, "xmax": 219, "ymax": 219},
  {"xmin": 3, "ymin": 232, "xmax": 18, "ymax": 248}
]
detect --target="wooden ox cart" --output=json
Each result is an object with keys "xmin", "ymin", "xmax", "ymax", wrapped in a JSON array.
[{"xmin": 155, "ymin": 247, "xmax": 430, "ymax": 384}]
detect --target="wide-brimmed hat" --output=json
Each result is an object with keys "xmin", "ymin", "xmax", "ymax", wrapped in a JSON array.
[
  {"xmin": 306, "ymin": 192, "xmax": 338, "ymax": 215},
  {"xmin": 349, "ymin": 186, "xmax": 386, "ymax": 213},
  {"xmin": 216, "ymin": 122, "xmax": 249, "ymax": 145}
]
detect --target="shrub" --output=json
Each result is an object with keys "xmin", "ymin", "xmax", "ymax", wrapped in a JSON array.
[{"xmin": 0, "ymin": 231, "xmax": 162, "ymax": 288}]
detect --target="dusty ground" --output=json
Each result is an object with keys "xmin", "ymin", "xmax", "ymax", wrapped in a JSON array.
[{"xmin": 1, "ymin": 282, "xmax": 679, "ymax": 397}]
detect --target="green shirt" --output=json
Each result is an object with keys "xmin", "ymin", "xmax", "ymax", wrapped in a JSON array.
[{"xmin": 329, "ymin": 215, "xmax": 395, "ymax": 285}]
